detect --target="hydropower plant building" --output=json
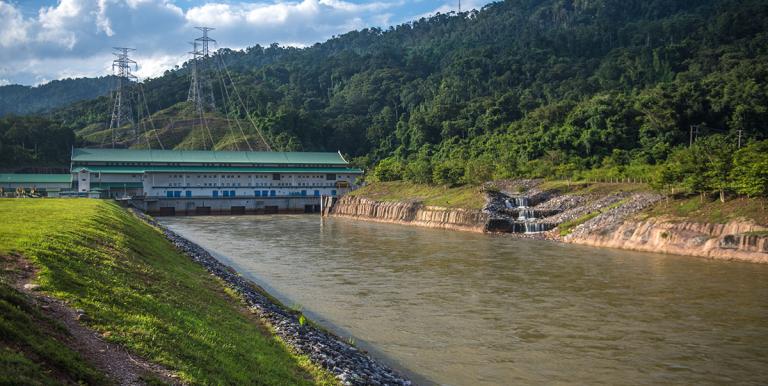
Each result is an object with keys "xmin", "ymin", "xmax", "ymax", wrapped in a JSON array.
[{"xmin": 70, "ymin": 148, "xmax": 363, "ymax": 215}]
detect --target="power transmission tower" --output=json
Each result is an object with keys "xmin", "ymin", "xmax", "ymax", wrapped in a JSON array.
[
  {"xmin": 187, "ymin": 41, "xmax": 202, "ymax": 111},
  {"xmin": 192, "ymin": 27, "xmax": 216, "ymax": 110},
  {"xmin": 109, "ymin": 47, "xmax": 138, "ymax": 148}
]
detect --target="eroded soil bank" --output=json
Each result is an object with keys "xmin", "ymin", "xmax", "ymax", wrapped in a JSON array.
[{"xmin": 326, "ymin": 181, "xmax": 768, "ymax": 263}]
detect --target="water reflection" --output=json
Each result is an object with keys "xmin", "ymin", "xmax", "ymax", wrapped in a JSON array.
[{"xmin": 161, "ymin": 215, "xmax": 768, "ymax": 386}]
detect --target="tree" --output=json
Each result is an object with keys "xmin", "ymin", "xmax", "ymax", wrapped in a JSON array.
[{"xmin": 731, "ymin": 140, "xmax": 768, "ymax": 201}]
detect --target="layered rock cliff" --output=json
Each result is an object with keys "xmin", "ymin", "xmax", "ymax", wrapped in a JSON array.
[
  {"xmin": 566, "ymin": 217, "xmax": 768, "ymax": 264},
  {"xmin": 327, "ymin": 195, "xmax": 488, "ymax": 232}
]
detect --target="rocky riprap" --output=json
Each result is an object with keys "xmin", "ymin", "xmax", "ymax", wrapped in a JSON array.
[
  {"xmin": 566, "ymin": 193, "xmax": 664, "ymax": 239},
  {"xmin": 132, "ymin": 210, "xmax": 411, "ymax": 386}
]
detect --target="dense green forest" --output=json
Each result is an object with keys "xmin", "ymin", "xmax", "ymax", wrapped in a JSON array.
[
  {"xmin": 0, "ymin": 76, "xmax": 117, "ymax": 116},
  {"xmin": 3, "ymin": 0, "xmax": 768, "ymax": 196}
]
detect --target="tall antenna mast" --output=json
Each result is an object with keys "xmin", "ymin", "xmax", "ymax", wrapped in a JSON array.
[
  {"xmin": 458, "ymin": 0, "xmax": 461, "ymax": 12},
  {"xmin": 109, "ymin": 47, "xmax": 137, "ymax": 148}
]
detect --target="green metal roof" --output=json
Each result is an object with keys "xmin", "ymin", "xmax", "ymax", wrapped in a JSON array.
[
  {"xmin": 72, "ymin": 148, "xmax": 349, "ymax": 165},
  {"xmin": 72, "ymin": 166, "xmax": 363, "ymax": 174},
  {"xmin": 0, "ymin": 174, "xmax": 71, "ymax": 184}
]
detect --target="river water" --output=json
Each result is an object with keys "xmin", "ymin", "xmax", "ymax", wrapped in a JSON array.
[{"xmin": 160, "ymin": 215, "xmax": 768, "ymax": 385}]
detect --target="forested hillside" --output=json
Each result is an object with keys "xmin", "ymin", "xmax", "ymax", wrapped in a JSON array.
[
  {"xmin": 0, "ymin": 77, "xmax": 117, "ymax": 116},
  {"xmin": 4, "ymin": 0, "xmax": 768, "ymax": 196}
]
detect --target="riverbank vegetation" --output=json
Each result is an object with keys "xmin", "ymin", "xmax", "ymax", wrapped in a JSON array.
[
  {"xmin": 0, "ymin": 199, "xmax": 337, "ymax": 385},
  {"xmin": 349, "ymin": 181, "xmax": 485, "ymax": 209}
]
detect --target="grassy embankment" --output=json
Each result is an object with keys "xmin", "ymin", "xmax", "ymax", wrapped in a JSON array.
[
  {"xmin": 0, "ymin": 199, "xmax": 337, "ymax": 385},
  {"xmin": 349, "ymin": 181, "xmax": 486, "ymax": 209}
]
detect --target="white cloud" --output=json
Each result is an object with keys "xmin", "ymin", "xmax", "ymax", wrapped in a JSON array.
[
  {"xmin": 0, "ymin": 2, "xmax": 30, "ymax": 48},
  {"xmin": 0, "ymin": 0, "xmax": 493, "ymax": 85}
]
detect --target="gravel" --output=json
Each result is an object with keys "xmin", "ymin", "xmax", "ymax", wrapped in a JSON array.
[
  {"xmin": 567, "ymin": 193, "xmax": 665, "ymax": 239},
  {"xmin": 132, "ymin": 209, "xmax": 411, "ymax": 386}
]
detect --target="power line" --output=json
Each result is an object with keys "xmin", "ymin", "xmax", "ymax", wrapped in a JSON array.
[
  {"xmin": 138, "ymin": 82, "xmax": 164, "ymax": 149},
  {"xmin": 217, "ymin": 52, "xmax": 272, "ymax": 151}
]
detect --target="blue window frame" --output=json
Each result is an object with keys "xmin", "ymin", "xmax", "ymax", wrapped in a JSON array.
[
  {"xmin": 174, "ymin": 191, "xmax": 181, "ymax": 197},
  {"xmin": 230, "ymin": 190, "xmax": 235, "ymax": 197},
  {"xmin": 301, "ymin": 190, "xmax": 307, "ymax": 196},
  {"xmin": 331, "ymin": 190, "xmax": 337, "ymax": 196},
  {"xmin": 213, "ymin": 191, "xmax": 219, "ymax": 198},
  {"xmin": 223, "ymin": 191, "xmax": 229, "ymax": 197},
  {"xmin": 270, "ymin": 190, "xmax": 276, "ymax": 197},
  {"xmin": 314, "ymin": 190, "xmax": 320, "ymax": 197},
  {"xmin": 262, "ymin": 190, "xmax": 269, "ymax": 197},
  {"xmin": 255, "ymin": 190, "xmax": 261, "ymax": 197},
  {"xmin": 166, "ymin": 191, "xmax": 173, "ymax": 198},
  {"xmin": 185, "ymin": 191, "xmax": 192, "ymax": 197}
]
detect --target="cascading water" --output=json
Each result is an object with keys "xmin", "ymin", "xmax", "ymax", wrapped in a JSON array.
[
  {"xmin": 517, "ymin": 208, "xmax": 536, "ymax": 221},
  {"xmin": 505, "ymin": 195, "xmax": 555, "ymax": 233}
]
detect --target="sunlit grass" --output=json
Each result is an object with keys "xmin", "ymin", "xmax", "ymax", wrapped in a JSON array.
[
  {"xmin": 349, "ymin": 181, "xmax": 486, "ymax": 209},
  {"xmin": 0, "ymin": 199, "xmax": 338, "ymax": 385},
  {"xmin": 643, "ymin": 195, "xmax": 768, "ymax": 225}
]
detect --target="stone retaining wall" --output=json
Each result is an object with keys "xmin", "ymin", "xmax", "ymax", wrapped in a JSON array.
[{"xmin": 328, "ymin": 195, "xmax": 488, "ymax": 233}]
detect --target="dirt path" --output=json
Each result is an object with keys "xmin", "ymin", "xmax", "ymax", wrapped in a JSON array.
[{"xmin": 3, "ymin": 254, "xmax": 181, "ymax": 385}]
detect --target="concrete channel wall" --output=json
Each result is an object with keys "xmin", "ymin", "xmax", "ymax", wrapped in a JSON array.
[{"xmin": 131, "ymin": 196, "xmax": 323, "ymax": 216}]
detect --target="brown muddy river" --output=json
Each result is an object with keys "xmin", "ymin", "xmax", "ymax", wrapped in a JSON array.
[{"xmin": 160, "ymin": 215, "xmax": 768, "ymax": 385}]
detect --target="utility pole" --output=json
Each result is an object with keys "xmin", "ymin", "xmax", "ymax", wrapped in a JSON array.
[
  {"xmin": 689, "ymin": 125, "xmax": 694, "ymax": 147},
  {"xmin": 737, "ymin": 129, "xmax": 743, "ymax": 148},
  {"xmin": 458, "ymin": 0, "xmax": 461, "ymax": 12},
  {"xmin": 689, "ymin": 124, "xmax": 701, "ymax": 147},
  {"xmin": 109, "ymin": 47, "xmax": 138, "ymax": 148}
]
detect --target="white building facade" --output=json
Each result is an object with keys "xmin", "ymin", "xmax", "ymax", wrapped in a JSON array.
[{"xmin": 71, "ymin": 148, "xmax": 363, "ymax": 214}]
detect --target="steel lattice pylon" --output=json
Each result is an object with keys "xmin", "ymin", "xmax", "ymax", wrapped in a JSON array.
[
  {"xmin": 109, "ymin": 47, "xmax": 138, "ymax": 148},
  {"xmin": 188, "ymin": 27, "xmax": 216, "ymax": 112}
]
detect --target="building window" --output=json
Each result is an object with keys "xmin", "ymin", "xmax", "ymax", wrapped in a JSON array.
[
  {"xmin": 272, "ymin": 173, "xmax": 280, "ymax": 180},
  {"xmin": 326, "ymin": 174, "xmax": 336, "ymax": 180}
]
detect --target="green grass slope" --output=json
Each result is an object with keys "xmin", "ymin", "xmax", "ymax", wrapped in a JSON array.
[
  {"xmin": 0, "ymin": 199, "xmax": 336, "ymax": 385},
  {"xmin": 76, "ymin": 102, "xmax": 270, "ymax": 151},
  {"xmin": 349, "ymin": 181, "xmax": 486, "ymax": 209},
  {"xmin": 0, "ymin": 282, "xmax": 107, "ymax": 385}
]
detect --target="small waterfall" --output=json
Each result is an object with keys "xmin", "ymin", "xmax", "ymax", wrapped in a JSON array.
[
  {"xmin": 524, "ymin": 222, "xmax": 555, "ymax": 233},
  {"xmin": 517, "ymin": 208, "xmax": 536, "ymax": 221},
  {"xmin": 506, "ymin": 197, "xmax": 529, "ymax": 208},
  {"xmin": 503, "ymin": 195, "xmax": 552, "ymax": 234}
]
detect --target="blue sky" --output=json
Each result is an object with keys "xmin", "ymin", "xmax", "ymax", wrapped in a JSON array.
[{"xmin": 0, "ymin": 0, "xmax": 494, "ymax": 86}]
